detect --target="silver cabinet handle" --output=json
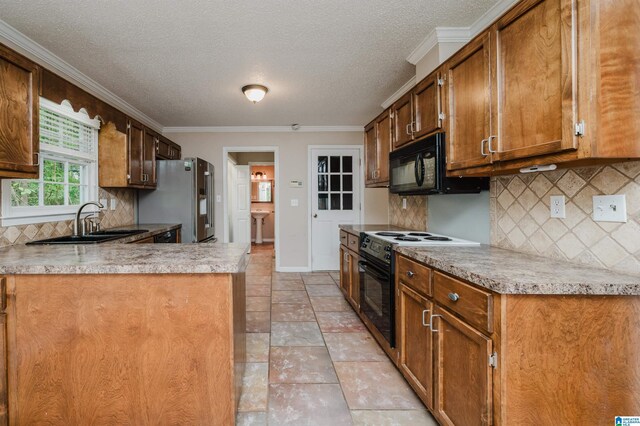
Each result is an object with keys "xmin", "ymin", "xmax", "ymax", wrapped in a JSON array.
[
  {"xmin": 480, "ymin": 138, "xmax": 489, "ymax": 156},
  {"xmin": 422, "ymin": 309, "xmax": 430, "ymax": 327},
  {"xmin": 406, "ymin": 123, "xmax": 412, "ymax": 136},
  {"xmin": 430, "ymin": 314, "xmax": 442, "ymax": 332},
  {"xmin": 406, "ymin": 271, "xmax": 415, "ymax": 278},
  {"xmin": 448, "ymin": 292, "xmax": 460, "ymax": 302},
  {"xmin": 488, "ymin": 135, "xmax": 497, "ymax": 153}
]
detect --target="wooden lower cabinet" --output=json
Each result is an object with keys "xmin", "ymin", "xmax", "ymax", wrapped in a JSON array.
[
  {"xmin": 433, "ymin": 305, "xmax": 493, "ymax": 426},
  {"xmin": 339, "ymin": 244, "xmax": 360, "ymax": 310},
  {"xmin": 398, "ymin": 283, "xmax": 433, "ymax": 409}
]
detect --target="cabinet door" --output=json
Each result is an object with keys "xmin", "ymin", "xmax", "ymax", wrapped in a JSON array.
[
  {"xmin": 364, "ymin": 121, "xmax": 377, "ymax": 185},
  {"xmin": 348, "ymin": 250, "xmax": 360, "ymax": 310},
  {"xmin": 0, "ymin": 45, "xmax": 39, "ymax": 178},
  {"xmin": 447, "ymin": 33, "xmax": 493, "ymax": 171},
  {"xmin": 156, "ymin": 137, "xmax": 172, "ymax": 160},
  {"xmin": 492, "ymin": 0, "xmax": 578, "ymax": 162},
  {"xmin": 413, "ymin": 72, "xmax": 443, "ymax": 140},
  {"xmin": 339, "ymin": 246, "xmax": 350, "ymax": 297},
  {"xmin": 433, "ymin": 306, "xmax": 493, "ymax": 426},
  {"xmin": 398, "ymin": 283, "xmax": 433, "ymax": 409},
  {"xmin": 143, "ymin": 129, "xmax": 157, "ymax": 186},
  {"xmin": 374, "ymin": 109, "xmax": 392, "ymax": 185},
  {"xmin": 127, "ymin": 119, "xmax": 145, "ymax": 185},
  {"xmin": 392, "ymin": 91, "xmax": 414, "ymax": 149}
]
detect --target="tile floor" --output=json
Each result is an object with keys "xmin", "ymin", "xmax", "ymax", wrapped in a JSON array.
[{"xmin": 237, "ymin": 243, "xmax": 438, "ymax": 426}]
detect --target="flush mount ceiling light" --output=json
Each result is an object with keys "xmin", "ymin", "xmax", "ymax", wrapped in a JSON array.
[{"xmin": 242, "ymin": 84, "xmax": 268, "ymax": 103}]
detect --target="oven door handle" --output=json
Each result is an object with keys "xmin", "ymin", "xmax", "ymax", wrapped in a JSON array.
[{"xmin": 358, "ymin": 261, "xmax": 389, "ymax": 282}]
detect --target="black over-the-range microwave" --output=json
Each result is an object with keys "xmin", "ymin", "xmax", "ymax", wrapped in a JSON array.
[{"xmin": 389, "ymin": 132, "xmax": 489, "ymax": 195}]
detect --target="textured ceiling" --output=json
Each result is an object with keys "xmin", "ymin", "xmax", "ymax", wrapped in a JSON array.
[{"xmin": 0, "ymin": 0, "xmax": 499, "ymax": 127}]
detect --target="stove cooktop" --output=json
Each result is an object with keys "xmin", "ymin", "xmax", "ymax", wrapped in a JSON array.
[{"xmin": 366, "ymin": 230, "xmax": 480, "ymax": 246}]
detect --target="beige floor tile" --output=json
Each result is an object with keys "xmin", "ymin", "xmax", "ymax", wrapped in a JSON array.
[
  {"xmin": 302, "ymin": 275, "xmax": 338, "ymax": 285},
  {"xmin": 329, "ymin": 271, "xmax": 341, "ymax": 281},
  {"xmin": 269, "ymin": 346, "xmax": 338, "ymax": 384},
  {"xmin": 272, "ymin": 290, "xmax": 310, "ymax": 304},
  {"xmin": 268, "ymin": 384, "xmax": 352, "ymax": 426},
  {"xmin": 334, "ymin": 361, "xmax": 423, "ymax": 410},
  {"xmin": 272, "ymin": 272, "xmax": 302, "ymax": 281},
  {"xmin": 316, "ymin": 311, "xmax": 367, "ymax": 333},
  {"xmin": 309, "ymin": 296, "xmax": 352, "ymax": 312},
  {"xmin": 272, "ymin": 280, "xmax": 305, "ymax": 291},
  {"xmin": 323, "ymin": 333, "xmax": 387, "ymax": 362},
  {"xmin": 238, "ymin": 363, "xmax": 269, "ymax": 412},
  {"xmin": 271, "ymin": 303, "xmax": 316, "ymax": 322},
  {"xmin": 247, "ymin": 283, "xmax": 271, "ymax": 297},
  {"xmin": 301, "ymin": 272, "xmax": 334, "ymax": 277},
  {"xmin": 246, "ymin": 296, "xmax": 271, "ymax": 312},
  {"xmin": 350, "ymin": 409, "xmax": 437, "ymax": 425},
  {"xmin": 246, "ymin": 275, "xmax": 271, "ymax": 285},
  {"xmin": 247, "ymin": 333, "xmax": 270, "ymax": 362},
  {"xmin": 271, "ymin": 322, "xmax": 324, "ymax": 346},
  {"xmin": 247, "ymin": 311, "xmax": 271, "ymax": 333},
  {"xmin": 236, "ymin": 411, "xmax": 267, "ymax": 426},
  {"xmin": 306, "ymin": 284, "xmax": 343, "ymax": 297}
]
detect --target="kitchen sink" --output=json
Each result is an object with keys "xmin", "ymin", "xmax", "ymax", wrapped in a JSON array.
[{"xmin": 26, "ymin": 229, "xmax": 149, "ymax": 245}]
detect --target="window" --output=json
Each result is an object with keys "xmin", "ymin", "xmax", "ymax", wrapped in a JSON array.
[{"xmin": 1, "ymin": 98, "xmax": 100, "ymax": 226}]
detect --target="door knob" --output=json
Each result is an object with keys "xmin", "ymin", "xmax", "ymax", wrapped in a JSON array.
[{"xmin": 313, "ymin": 214, "xmax": 318, "ymax": 218}]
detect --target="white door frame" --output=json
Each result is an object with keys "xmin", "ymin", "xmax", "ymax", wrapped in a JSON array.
[
  {"xmin": 222, "ymin": 146, "xmax": 280, "ymax": 268},
  {"xmin": 307, "ymin": 145, "xmax": 364, "ymax": 271}
]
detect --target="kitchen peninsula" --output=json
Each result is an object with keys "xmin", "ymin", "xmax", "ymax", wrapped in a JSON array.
[{"xmin": 0, "ymin": 242, "xmax": 249, "ymax": 424}]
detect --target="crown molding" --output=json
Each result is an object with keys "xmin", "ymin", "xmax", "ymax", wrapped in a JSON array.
[
  {"xmin": 469, "ymin": 0, "xmax": 519, "ymax": 37},
  {"xmin": 0, "ymin": 19, "xmax": 164, "ymax": 132},
  {"xmin": 163, "ymin": 125, "xmax": 364, "ymax": 134},
  {"xmin": 381, "ymin": 76, "xmax": 416, "ymax": 109},
  {"xmin": 406, "ymin": 27, "xmax": 472, "ymax": 65}
]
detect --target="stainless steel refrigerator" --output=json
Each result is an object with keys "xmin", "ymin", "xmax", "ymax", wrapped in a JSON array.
[{"xmin": 138, "ymin": 158, "xmax": 216, "ymax": 243}]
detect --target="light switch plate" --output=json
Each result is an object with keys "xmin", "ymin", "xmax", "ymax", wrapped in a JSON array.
[
  {"xmin": 593, "ymin": 195, "xmax": 627, "ymax": 222},
  {"xmin": 110, "ymin": 199, "xmax": 117, "ymax": 211},
  {"xmin": 216, "ymin": 195, "xmax": 221, "ymax": 202},
  {"xmin": 402, "ymin": 198, "xmax": 407, "ymax": 209},
  {"xmin": 291, "ymin": 199, "xmax": 299, "ymax": 207},
  {"xmin": 550, "ymin": 195, "xmax": 566, "ymax": 218}
]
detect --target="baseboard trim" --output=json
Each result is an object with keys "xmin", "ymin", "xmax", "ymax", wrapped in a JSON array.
[{"xmin": 251, "ymin": 238, "xmax": 275, "ymax": 243}]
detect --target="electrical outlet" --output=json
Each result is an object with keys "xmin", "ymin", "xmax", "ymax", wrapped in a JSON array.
[
  {"xmin": 291, "ymin": 199, "xmax": 299, "ymax": 207},
  {"xmin": 593, "ymin": 195, "xmax": 627, "ymax": 222},
  {"xmin": 402, "ymin": 198, "xmax": 407, "ymax": 209},
  {"xmin": 216, "ymin": 195, "xmax": 221, "ymax": 202},
  {"xmin": 550, "ymin": 195, "xmax": 566, "ymax": 218},
  {"xmin": 110, "ymin": 199, "xmax": 117, "ymax": 211}
]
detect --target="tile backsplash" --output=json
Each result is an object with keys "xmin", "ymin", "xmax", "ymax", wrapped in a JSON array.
[
  {"xmin": 389, "ymin": 193, "xmax": 427, "ymax": 231},
  {"xmin": 0, "ymin": 188, "xmax": 135, "ymax": 247},
  {"xmin": 490, "ymin": 161, "xmax": 640, "ymax": 275}
]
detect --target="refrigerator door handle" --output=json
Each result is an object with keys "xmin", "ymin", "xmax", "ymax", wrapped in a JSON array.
[{"xmin": 205, "ymin": 169, "xmax": 214, "ymax": 229}]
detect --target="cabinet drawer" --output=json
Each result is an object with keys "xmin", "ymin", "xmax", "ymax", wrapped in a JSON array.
[
  {"xmin": 339, "ymin": 230, "xmax": 348, "ymax": 247},
  {"xmin": 433, "ymin": 271, "xmax": 493, "ymax": 333},
  {"xmin": 347, "ymin": 234, "xmax": 359, "ymax": 251},
  {"xmin": 397, "ymin": 256, "xmax": 432, "ymax": 297}
]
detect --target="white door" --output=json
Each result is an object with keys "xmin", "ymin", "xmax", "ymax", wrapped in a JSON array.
[
  {"xmin": 311, "ymin": 148, "xmax": 361, "ymax": 270},
  {"xmin": 230, "ymin": 164, "xmax": 251, "ymax": 252}
]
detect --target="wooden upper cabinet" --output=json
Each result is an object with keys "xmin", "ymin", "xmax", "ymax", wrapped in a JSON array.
[
  {"xmin": 374, "ymin": 108, "xmax": 391, "ymax": 185},
  {"xmin": 156, "ymin": 135, "xmax": 182, "ymax": 160},
  {"xmin": 143, "ymin": 128, "xmax": 157, "ymax": 187},
  {"xmin": 392, "ymin": 91, "xmax": 414, "ymax": 149},
  {"xmin": 0, "ymin": 45, "xmax": 40, "ymax": 179},
  {"xmin": 413, "ymin": 72, "xmax": 444, "ymax": 140},
  {"xmin": 491, "ymin": 0, "xmax": 578, "ymax": 162},
  {"xmin": 127, "ymin": 119, "xmax": 145, "ymax": 186},
  {"xmin": 446, "ymin": 32, "xmax": 493, "ymax": 171},
  {"xmin": 364, "ymin": 120, "xmax": 377, "ymax": 186}
]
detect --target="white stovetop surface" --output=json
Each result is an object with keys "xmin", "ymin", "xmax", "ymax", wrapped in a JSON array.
[{"xmin": 364, "ymin": 230, "xmax": 480, "ymax": 246}]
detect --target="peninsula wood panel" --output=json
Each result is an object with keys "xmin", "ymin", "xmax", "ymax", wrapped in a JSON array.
[
  {"xmin": 0, "ymin": 44, "xmax": 39, "ymax": 179},
  {"xmin": 446, "ymin": 33, "xmax": 493, "ymax": 171},
  {"xmin": 501, "ymin": 295, "xmax": 640, "ymax": 425},
  {"xmin": 492, "ymin": 0, "xmax": 578, "ymax": 162},
  {"xmin": 398, "ymin": 283, "xmax": 433, "ymax": 410},
  {"xmin": 6, "ymin": 274, "xmax": 240, "ymax": 425}
]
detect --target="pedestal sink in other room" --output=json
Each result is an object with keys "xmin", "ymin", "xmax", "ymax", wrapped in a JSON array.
[{"xmin": 251, "ymin": 210, "xmax": 270, "ymax": 244}]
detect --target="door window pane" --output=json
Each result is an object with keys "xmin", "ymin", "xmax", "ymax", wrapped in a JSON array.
[
  {"xmin": 330, "ymin": 194, "xmax": 341, "ymax": 210},
  {"xmin": 318, "ymin": 175, "xmax": 328, "ymax": 191},
  {"xmin": 342, "ymin": 156, "xmax": 353, "ymax": 173},
  {"xmin": 318, "ymin": 193, "xmax": 328, "ymax": 210},
  {"xmin": 318, "ymin": 156, "xmax": 328, "ymax": 173},
  {"xmin": 330, "ymin": 175, "xmax": 341, "ymax": 192},
  {"xmin": 343, "ymin": 194, "xmax": 353, "ymax": 210},
  {"xmin": 330, "ymin": 156, "xmax": 341, "ymax": 173},
  {"xmin": 342, "ymin": 175, "xmax": 353, "ymax": 191}
]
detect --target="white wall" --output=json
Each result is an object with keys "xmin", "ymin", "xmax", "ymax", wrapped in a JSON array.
[{"xmin": 167, "ymin": 131, "xmax": 389, "ymax": 269}]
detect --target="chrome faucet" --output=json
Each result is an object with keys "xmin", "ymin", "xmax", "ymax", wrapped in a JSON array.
[{"xmin": 74, "ymin": 201, "xmax": 104, "ymax": 236}]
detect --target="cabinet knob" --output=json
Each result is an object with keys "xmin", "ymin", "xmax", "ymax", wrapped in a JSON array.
[
  {"xmin": 406, "ymin": 271, "xmax": 415, "ymax": 278},
  {"xmin": 448, "ymin": 292, "xmax": 460, "ymax": 302}
]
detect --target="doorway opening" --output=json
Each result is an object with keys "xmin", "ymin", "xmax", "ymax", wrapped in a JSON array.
[{"xmin": 223, "ymin": 147, "xmax": 279, "ymax": 266}]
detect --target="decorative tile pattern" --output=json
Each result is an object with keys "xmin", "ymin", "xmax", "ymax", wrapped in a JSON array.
[
  {"xmin": 0, "ymin": 188, "xmax": 135, "ymax": 247},
  {"xmin": 389, "ymin": 193, "xmax": 427, "ymax": 231},
  {"xmin": 491, "ymin": 161, "xmax": 640, "ymax": 275}
]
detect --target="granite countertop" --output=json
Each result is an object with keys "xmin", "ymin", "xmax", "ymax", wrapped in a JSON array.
[
  {"xmin": 395, "ymin": 245, "xmax": 640, "ymax": 296},
  {"xmin": 339, "ymin": 224, "xmax": 410, "ymax": 235},
  {"xmin": 0, "ymin": 223, "xmax": 249, "ymax": 274}
]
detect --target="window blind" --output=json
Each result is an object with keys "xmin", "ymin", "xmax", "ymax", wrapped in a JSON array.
[{"xmin": 40, "ymin": 107, "xmax": 96, "ymax": 156}]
